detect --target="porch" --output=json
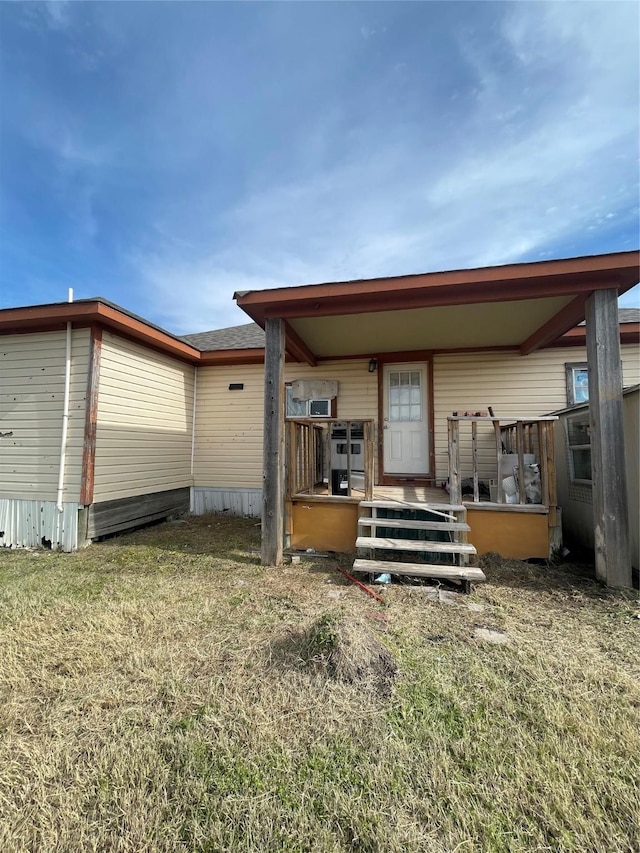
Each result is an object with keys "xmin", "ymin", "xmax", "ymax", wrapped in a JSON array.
[
  {"xmin": 240, "ymin": 252, "xmax": 638, "ymax": 587},
  {"xmin": 285, "ymin": 414, "xmax": 560, "ymax": 585}
]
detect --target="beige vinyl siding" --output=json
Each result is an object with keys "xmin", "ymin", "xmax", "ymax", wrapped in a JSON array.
[
  {"xmin": 432, "ymin": 343, "xmax": 640, "ymax": 482},
  {"xmin": 93, "ymin": 333, "xmax": 195, "ymax": 502},
  {"xmin": 194, "ymin": 364, "xmax": 264, "ymax": 489},
  {"xmin": 286, "ymin": 360, "xmax": 377, "ymax": 419},
  {"xmin": 194, "ymin": 360, "xmax": 377, "ymax": 489},
  {"xmin": 0, "ymin": 329, "xmax": 90, "ymax": 502},
  {"xmin": 194, "ymin": 343, "xmax": 640, "ymax": 490}
]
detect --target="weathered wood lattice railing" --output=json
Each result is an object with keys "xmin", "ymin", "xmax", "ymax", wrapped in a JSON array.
[
  {"xmin": 447, "ymin": 416, "xmax": 558, "ymax": 506},
  {"xmin": 286, "ymin": 418, "xmax": 375, "ymax": 500}
]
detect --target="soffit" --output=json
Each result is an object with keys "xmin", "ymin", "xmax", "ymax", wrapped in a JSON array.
[{"xmin": 287, "ymin": 295, "xmax": 574, "ymax": 357}]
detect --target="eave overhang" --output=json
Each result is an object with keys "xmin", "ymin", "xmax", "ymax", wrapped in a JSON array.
[
  {"xmin": 0, "ymin": 300, "xmax": 203, "ymax": 363},
  {"xmin": 0, "ymin": 300, "xmax": 309, "ymax": 365},
  {"xmin": 235, "ymin": 251, "xmax": 639, "ymax": 361}
]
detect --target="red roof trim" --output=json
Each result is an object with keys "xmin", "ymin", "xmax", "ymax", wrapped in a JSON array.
[
  {"xmin": 0, "ymin": 301, "xmax": 202, "ymax": 363},
  {"xmin": 235, "ymin": 251, "xmax": 639, "ymax": 325}
]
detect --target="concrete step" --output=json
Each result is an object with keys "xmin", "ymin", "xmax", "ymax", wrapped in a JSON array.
[
  {"xmin": 357, "ymin": 517, "xmax": 470, "ymax": 533},
  {"xmin": 352, "ymin": 558, "xmax": 486, "ymax": 582},
  {"xmin": 356, "ymin": 536, "xmax": 477, "ymax": 555}
]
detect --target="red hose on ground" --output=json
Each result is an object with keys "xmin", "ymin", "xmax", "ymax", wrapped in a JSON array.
[{"xmin": 335, "ymin": 565, "xmax": 385, "ymax": 604}]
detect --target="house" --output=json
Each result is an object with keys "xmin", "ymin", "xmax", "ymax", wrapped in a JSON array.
[
  {"xmin": 1, "ymin": 252, "xmax": 638, "ymax": 587},
  {"xmin": 231, "ymin": 251, "xmax": 640, "ymax": 588},
  {"xmin": 0, "ymin": 300, "xmax": 199, "ymax": 549}
]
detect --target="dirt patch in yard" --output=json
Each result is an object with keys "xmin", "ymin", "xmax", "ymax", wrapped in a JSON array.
[{"xmin": 279, "ymin": 613, "xmax": 399, "ymax": 698}]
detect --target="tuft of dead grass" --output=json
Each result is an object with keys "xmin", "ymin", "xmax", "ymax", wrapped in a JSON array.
[
  {"xmin": 0, "ymin": 515, "xmax": 639, "ymax": 852},
  {"xmin": 280, "ymin": 612, "xmax": 399, "ymax": 698}
]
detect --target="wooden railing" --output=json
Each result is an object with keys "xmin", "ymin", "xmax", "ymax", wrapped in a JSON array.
[
  {"xmin": 447, "ymin": 416, "xmax": 558, "ymax": 506},
  {"xmin": 286, "ymin": 419, "xmax": 375, "ymax": 500}
]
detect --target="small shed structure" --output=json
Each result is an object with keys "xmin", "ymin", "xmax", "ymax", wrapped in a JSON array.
[{"xmin": 553, "ymin": 384, "xmax": 639, "ymax": 573}]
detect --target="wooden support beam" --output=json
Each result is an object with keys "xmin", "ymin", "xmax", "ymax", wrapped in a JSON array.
[
  {"xmin": 544, "ymin": 421, "xmax": 557, "ymax": 508},
  {"xmin": 447, "ymin": 418, "xmax": 461, "ymax": 503},
  {"xmin": 538, "ymin": 422, "xmax": 550, "ymax": 508},
  {"xmin": 516, "ymin": 421, "xmax": 526, "ymax": 504},
  {"xmin": 364, "ymin": 421, "xmax": 374, "ymax": 500},
  {"xmin": 520, "ymin": 294, "xmax": 588, "ymax": 356},
  {"xmin": 586, "ymin": 289, "xmax": 631, "ymax": 588},
  {"xmin": 472, "ymin": 420, "xmax": 479, "ymax": 503},
  {"xmin": 80, "ymin": 325, "xmax": 102, "ymax": 506},
  {"xmin": 494, "ymin": 421, "xmax": 503, "ymax": 504},
  {"xmin": 283, "ymin": 321, "xmax": 317, "ymax": 366},
  {"xmin": 262, "ymin": 318, "xmax": 286, "ymax": 566}
]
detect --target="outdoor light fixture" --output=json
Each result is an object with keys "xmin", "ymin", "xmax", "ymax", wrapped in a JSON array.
[{"xmin": 368, "ymin": 358, "xmax": 378, "ymax": 373}]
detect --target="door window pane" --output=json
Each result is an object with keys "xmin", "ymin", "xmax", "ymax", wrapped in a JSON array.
[{"xmin": 389, "ymin": 369, "xmax": 422, "ymax": 422}]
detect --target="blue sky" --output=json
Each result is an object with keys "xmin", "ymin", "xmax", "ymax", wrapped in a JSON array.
[{"xmin": 1, "ymin": 1, "xmax": 638, "ymax": 334}]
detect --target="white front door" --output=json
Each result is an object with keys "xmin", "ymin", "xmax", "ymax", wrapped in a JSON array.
[{"xmin": 383, "ymin": 363, "xmax": 430, "ymax": 475}]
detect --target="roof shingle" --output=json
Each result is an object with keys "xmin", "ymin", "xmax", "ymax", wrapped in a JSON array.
[{"xmin": 181, "ymin": 323, "xmax": 265, "ymax": 351}]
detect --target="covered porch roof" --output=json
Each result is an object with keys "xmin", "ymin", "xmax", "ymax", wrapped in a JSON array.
[{"xmin": 235, "ymin": 251, "xmax": 639, "ymax": 363}]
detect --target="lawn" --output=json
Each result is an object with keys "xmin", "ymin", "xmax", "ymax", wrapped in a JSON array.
[{"xmin": 0, "ymin": 514, "xmax": 638, "ymax": 853}]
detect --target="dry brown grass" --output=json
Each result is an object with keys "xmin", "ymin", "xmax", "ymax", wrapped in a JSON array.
[{"xmin": 0, "ymin": 514, "xmax": 639, "ymax": 852}]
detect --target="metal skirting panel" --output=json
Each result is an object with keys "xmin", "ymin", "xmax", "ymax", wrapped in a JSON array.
[
  {"xmin": 191, "ymin": 487, "xmax": 262, "ymax": 517},
  {"xmin": 0, "ymin": 499, "xmax": 79, "ymax": 551}
]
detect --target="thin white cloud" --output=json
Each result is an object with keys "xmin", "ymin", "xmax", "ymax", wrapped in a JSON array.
[
  {"xmin": 45, "ymin": 1, "xmax": 71, "ymax": 30},
  {"xmin": 130, "ymin": 252, "xmax": 285, "ymax": 335}
]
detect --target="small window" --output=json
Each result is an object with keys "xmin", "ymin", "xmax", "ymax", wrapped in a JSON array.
[
  {"xmin": 309, "ymin": 399, "xmax": 330, "ymax": 417},
  {"xmin": 565, "ymin": 362, "xmax": 589, "ymax": 406},
  {"xmin": 286, "ymin": 386, "xmax": 336, "ymax": 418},
  {"xmin": 566, "ymin": 412, "xmax": 592, "ymax": 484}
]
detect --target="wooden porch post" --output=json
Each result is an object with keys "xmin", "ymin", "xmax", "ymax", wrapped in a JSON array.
[
  {"xmin": 262, "ymin": 318, "xmax": 285, "ymax": 566},
  {"xmin": 585, "ymin": 289, "xmax": 631, "ymax": 588}
]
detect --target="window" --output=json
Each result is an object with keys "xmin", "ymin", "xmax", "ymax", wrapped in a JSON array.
[
  {"xmin": 285, "ymin": 386, "xmax": 336, "ymax": 418},
  {"xmin": 566, "ymin": 412, "xmax": 592, "ymax": 484},
  {"xmin": 565, "ymin": 362, "xmax": 589, "ymax": 405},
  {"xmin": 388, "ymin": 370, "xmax": 422, "ymax": 422}
]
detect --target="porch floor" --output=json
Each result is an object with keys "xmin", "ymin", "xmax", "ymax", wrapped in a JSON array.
[
  {"xmin": 363, "ymin": 486, "xmax": 550, "ymax": 512},
  {"xmin": 294, "ymin": 484, "xmax": 449, "ymax": 504},
  {"xmin": 367, "ymin": 485, "xmax": 449, "ymax": 504},
  {"xmin": 293, "ymin": 483, "xmax": 549, "ymax": 511}
]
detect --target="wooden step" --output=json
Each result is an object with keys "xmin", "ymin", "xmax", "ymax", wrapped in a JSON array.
[
  {"xmin": 359, "ymin": 500, "xmax": 466, "ymax": 513},
  {"xmin": 358, "ymin": 517, "xmax": 470, "ymax": 533},
  {"xmin": 353, "ymin": 558, "xmax": 486, "ymax": 582},
  {"xmin": 356, "ymin": 537, "xmax": 476, "ymax": 554}
]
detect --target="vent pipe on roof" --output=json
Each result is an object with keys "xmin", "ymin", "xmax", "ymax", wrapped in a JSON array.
[{"xmin": 68, "ymin": 288, "xmax": 74, "ymax": 303}]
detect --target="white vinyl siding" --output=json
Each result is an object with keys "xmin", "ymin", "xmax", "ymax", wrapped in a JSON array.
[
  {"xmin": 194, "ymin": 360, "xmax": 377, "ymax": 489},
  {"xmin": 93, "ymin": 333, "xmax": 195, "ymax": 502},
  {"xmin": 432, "ymin": 344, "xmax": 640, "ymax": 482},
  {"xmin": 0, "ymin": 329, "xmax": 90, "ymax": 502}
]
